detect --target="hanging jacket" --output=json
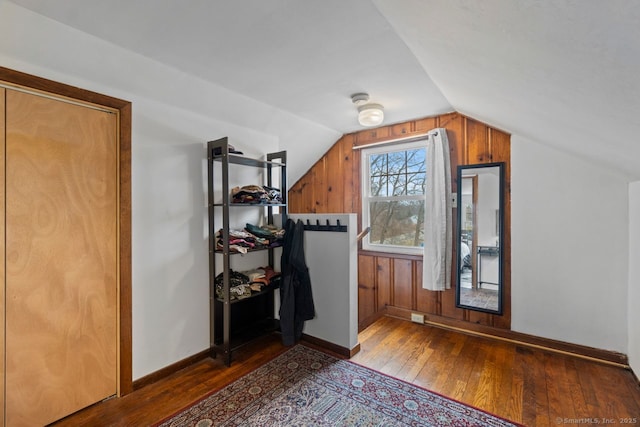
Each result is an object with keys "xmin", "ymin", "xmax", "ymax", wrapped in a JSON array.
[{"xmin": 279, "ymin": 219, "xmax": 315, "ymax": 346}]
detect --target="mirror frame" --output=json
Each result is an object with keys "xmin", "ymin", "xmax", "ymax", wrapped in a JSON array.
[{"xmin": 455, "ymin": 162, "xmax": 505, "ymax": 315}]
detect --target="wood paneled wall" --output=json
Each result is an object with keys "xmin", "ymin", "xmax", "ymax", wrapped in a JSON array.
[{"xmin": 289, "ymin": 112, "xmax": 511, "ymax": 331}]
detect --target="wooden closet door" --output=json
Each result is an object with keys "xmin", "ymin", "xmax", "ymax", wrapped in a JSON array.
[{"xmin": 4, "ymin": 89, "xmax": 118, "ymax": 426}]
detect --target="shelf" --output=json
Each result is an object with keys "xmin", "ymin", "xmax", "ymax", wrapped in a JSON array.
[
  {"xmin": 211, "ymin": 318, "xmax": 280, "ymax": 353},
  {"xmin": 207, "ymin": 137, "xmax": 287, "ymax": 367},
  {"xmin": 216, "ymin": 282, "xmax": 280, "ymax": 305},
  {"xmin": 214, "ymin": 242, "xmax": 283, "ymax": 255},
  {"xmin": 211, "ymin": 202, "xmax": 287, "ymax": 207},
  {"xmin": 212, "ymin": 153, "xmax": 286, "ymax": 168}
]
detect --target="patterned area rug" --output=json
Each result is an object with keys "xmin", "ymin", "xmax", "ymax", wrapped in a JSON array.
[{"xmin": 157, "ymin": 345, "xmax": 520, "ymax": 426}]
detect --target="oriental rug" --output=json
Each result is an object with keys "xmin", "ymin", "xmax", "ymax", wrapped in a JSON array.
[{"xmin": 157, "ymin": 345, "xmax": 520, "ymax": 427}]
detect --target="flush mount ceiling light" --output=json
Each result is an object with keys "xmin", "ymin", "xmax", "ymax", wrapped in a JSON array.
[{"xmin": 351, "ymin": 93, "xmax": 384, "ymax": 127}]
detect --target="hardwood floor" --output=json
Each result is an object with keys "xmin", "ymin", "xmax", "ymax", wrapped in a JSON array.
[
  {"xmin": 351, "ymin": 317, "xmax": 640, "ymax": 425},
  {"xmin": 53, "ymin": 316, "xmax": 639, "ymax": 426}
]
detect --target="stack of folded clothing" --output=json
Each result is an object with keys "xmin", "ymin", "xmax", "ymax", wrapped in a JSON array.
[
  {"xmin": 216, "ymin": 223, "xmax": 285, "ymax": 253},
  {"xmin": 230, "ymin": 185, "xmax": 282, "ymax": 204},
  {"xmin": 214, "ymin": 266, "xmax": 281, "ymax": 300},
  {"xmin": 216, "ymin": 229, "xmax": 269, "ymax": 254},
  {"xmin": 245, "ymin": 223, "xmax": 285, "ymax": 241}
]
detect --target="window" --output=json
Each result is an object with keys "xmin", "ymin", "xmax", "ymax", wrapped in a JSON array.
[{"xmin": 361, "ymin": 140, "xmax": 427, "ymax": 255}]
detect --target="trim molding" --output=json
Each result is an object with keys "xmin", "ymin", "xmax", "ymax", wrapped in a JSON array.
[
  {"xmin": 301, "ymin": 334, "xmax": 361, "ymax": 358},
  {"xmin": 358, "ymin": 310, "xmax": 387, "ymax": 333},
  {"xmin": 385, "ymin": 307, "xmax": 629, "ymax": 368},
  {"xmin": 133, "ymin": 337, "xmax": 360, "ymax": 391},
  {"xmin": 132, "ymin": 349, "xmax": 211, "ymax": 391}
]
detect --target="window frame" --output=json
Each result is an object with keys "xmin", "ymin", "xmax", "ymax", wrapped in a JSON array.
[{"xmin": 361, "ymin": 139, "xmax": 428, "ymax": 255}]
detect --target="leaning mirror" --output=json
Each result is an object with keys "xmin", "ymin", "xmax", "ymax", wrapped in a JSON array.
[{"xmin": 456, "ymin": 162, "xmax": 504, "ymax": 314}]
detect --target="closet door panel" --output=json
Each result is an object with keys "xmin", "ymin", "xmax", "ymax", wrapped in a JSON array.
[{"xmin": 5, "ymin": 90, "xmax": 118, "ymax": 426}]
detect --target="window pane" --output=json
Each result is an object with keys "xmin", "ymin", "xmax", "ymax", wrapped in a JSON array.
[
  {"xmin": 370, "ymin": 175, "xmax": 387, "ymax": 196},
  {"xmin": 369, "ymin": 154, "xmax": 386, "ymax": 176},
  {"xmin": 390, "ymin": 173, "xmax": 407, "ymax": 196},
  {"xmin": 387, "ymin": 151, "xmax": 406, "ymax": 174},
  {"xmin": 406, "ymin": 173, "xmax": 425, "ymax": 195},
  {"xmin": 369, "ymin": 200, "xmax": 425, "ymax": 247},
  {"xmin": 406, "ymin": 149, "xmax": 426, "ymax": 173}
]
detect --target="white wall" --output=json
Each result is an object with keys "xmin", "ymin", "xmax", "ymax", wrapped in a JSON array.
[
  {"xmin": 0, "ymin": 1, "xmax": 338, "ymax": 379},
  {"xmin": 512, "ymin": 136, "xmax": 629, "ymax": 353},
  {"xmin": 628, "ymin": 182, "xmax": 640, "ymax": 372}
]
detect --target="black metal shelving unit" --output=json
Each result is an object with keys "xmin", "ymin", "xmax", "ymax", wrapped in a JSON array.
[{"xmin": 207, "ymin": 137, "xmax": 287, "ymax": 366}]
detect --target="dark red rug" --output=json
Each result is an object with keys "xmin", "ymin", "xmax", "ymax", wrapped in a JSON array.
[{"xmin": 157, "ymin": 344, "xmax": 521, "ymax": 426}]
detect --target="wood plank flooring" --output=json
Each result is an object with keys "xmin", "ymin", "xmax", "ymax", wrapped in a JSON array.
[
  {"xmin": 351, "ymin": 317, "xmax": 640, "ymax": 425},
  {"xmin": 53, "ymin": 316, "xmax": 640, "ymax": 426}
]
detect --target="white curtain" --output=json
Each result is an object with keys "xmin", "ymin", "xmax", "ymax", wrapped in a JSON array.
[{"xmin": 422, "ymin": 128, "xmax": 452, "ymax": 291}]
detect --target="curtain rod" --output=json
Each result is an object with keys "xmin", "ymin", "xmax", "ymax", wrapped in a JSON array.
[{"xmin": 351, "ymin": 131, "xmax": 437, "ymax": 150}]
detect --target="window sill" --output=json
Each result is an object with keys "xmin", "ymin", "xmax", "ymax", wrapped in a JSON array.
[{"xmin": 358, "ymin": 249, "xmax": 424, "ymax": 261}]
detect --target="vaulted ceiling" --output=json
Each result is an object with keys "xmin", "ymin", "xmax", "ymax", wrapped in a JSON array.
[{"xmin": 10, "ymin": 0, "xmax": 640, "ymax": 180}]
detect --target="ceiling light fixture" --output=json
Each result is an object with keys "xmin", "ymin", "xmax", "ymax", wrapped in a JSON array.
[{"xmin": 351, "ymin": 93, "xmax": 384, "ymax": 127}]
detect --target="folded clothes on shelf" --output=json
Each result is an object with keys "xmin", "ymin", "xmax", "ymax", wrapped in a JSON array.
[
  {"xmin": 216, "ymin": 224, "xmax": 284, "ymax": 253},
  {"xmin": 214, "ymin": 266, "xmax": 281, "ymax": 300},
  {"xmin": 230, "ymin": 185, "xmax": 282, "ymax": 204},
  {"xmin": 245, "ymin": 223, "xmax": 285, "ymax": 240}
]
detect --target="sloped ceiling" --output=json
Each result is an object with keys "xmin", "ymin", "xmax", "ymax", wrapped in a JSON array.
[
  {"xmin": 374, "ymin": 0, "xmax": 640, "ymax": 180},
  {"xmin": 9, "ymin": 0, "xmax": 640, "ymax": 180}
]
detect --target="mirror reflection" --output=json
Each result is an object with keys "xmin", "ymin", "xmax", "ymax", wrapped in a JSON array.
[{"xmin": 456, "ymin": 163, "xmax": 504, "ymax": 314}]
